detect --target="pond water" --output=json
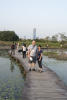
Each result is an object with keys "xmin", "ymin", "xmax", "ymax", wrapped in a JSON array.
[
  {"xmin": 0, "ymin": 49, "xmax": 67, "ymax": 99},
  {"xmin": 43, "ymin": 56, "xmax": 67, "ymax": 86},
  {"xmin": 0, "ymin": 50, "xmax": 25, "ymax": 100}
]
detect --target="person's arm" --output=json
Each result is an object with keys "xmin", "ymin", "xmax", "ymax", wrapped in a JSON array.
[
  {"xmin": 39, "ymin": 53, "xmax": 42, "ymax": 61},
  {"xmin": 39, "ymin": 50, "xmax": 42, "ymax": 61},
  {"xmin": 27, "ymin": 45, "xmax": 30, "ymax": 58},
  {"xmin": 28, "ymin": 49, "xmax": 30, "ymax": 58}
]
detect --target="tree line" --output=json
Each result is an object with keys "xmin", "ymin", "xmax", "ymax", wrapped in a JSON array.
[
  {"xmin": 0, "ymin": 31, "xmax": 19, "ymax": 41},
  {"xmin": 35, "ymin": 33, "xmax": 67, "ymax": 42}
]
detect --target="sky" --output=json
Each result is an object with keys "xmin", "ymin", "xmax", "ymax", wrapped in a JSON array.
[{"xmin": 0, "ymin": 0, "xmax": 67, "ymax": 39}]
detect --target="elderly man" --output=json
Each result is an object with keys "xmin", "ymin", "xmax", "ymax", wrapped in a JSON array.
[{"xmin": 28, "ymin": 40, "xmax": 37, "ymax": 71}]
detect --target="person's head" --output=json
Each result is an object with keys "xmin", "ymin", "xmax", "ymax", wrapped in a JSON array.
[
  {"xmin": 24, "ymin": 43, "xmax": 26, "ymax": 47},
  {"xmin": 38, "ymin": 45, "xmax": 41, "ymax": 51},
  {"xmin": 32, "ymin": 40, "xmax": 36, "ymax": 46},
  {"xmin": 12, "ymin": 41, "xmax": 15, "ymax": 45}
]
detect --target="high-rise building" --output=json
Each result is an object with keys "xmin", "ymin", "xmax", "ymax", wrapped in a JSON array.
[{"xmin": 33, "ymin": 28, "xmax": 36, "ymax": 40}]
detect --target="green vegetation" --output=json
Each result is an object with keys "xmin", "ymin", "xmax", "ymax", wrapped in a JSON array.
[
  {"xmin": 19, "ymin": 39, "xmax": 67, "ymax": 49},
  {"xmin": 0, "ymin": 31, "xmax": 19, "ymax": 41},
  {"xmin": 43, "ymin": 51, "xmax": 67, "ymax": 60},
  {"xmin": 43, "ymin": 51, "xmax": 58, "ymax": 56},
  {"xmin": 0, "ymin": 38, "xmax": 67, "ymax": 49},
  {"xmin": 19, "ymin": 33, "xmax": 67, "ymax": 48},
  {"xmin": 43, "ymin": 51, "xmax": 58, "ymax": 59},
  {"xmin": 0, "ymin": 32, "xmax": 67, "ymax": 49},
  {"xmin": 0, "ymin": 41, "xmax": 12, "ymax": 46}
]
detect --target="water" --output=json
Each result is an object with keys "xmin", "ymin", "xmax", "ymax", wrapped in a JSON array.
[
  {"xmin": 43, "ymin": 56, "xmax": 67, "ymax": 86},
  {"xmin": 0, "ymin": 49, "xmax": 67, "ymax": 99},
  {"xmin": 0, "ymin": 50, "xmax": 25, "ymax": 100}
]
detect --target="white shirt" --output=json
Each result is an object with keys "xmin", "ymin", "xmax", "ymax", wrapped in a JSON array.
[
  {"xmin": 23, "ymin": 46, "xmax": 26, "ymax": 51},
  {"xmin": 28, "ymin": 45, "xmax": 37, "ymax": 56}
]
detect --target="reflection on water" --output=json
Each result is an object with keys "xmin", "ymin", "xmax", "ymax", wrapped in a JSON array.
[
  {"xmin": 0, "ymin": 50, "xmax": 25, "ymax": 100},
  {"xmin": 10, "ymin": 59, "xmax": 15, "ymax": 72},
  {"xmin": 43, "ymin": 56, "xmax": 67, "ymax": 86},
  {"xmin": 0, "ymin": 49, "xmax": 9, "ymax": 58}
]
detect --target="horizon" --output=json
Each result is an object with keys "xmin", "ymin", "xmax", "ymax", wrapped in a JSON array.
[{"xmin": 0, "ymin": 0, "xmax": 67, "ymax": 38}]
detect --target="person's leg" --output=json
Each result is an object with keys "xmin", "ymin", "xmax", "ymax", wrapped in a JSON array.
[
  {"xmin": 25, "ymin": 51, "xmax": 26, "ymax": 58},
  {"xmin": 14, "ymin": 49, "xmax": 15, "ymax": 55},
  {"xmin": 38, "ymin": 60, "xmax": 42, "ymax": 72},
  {"xmin": 23, "ymin": 52, "xmax": 24, "ymax": 58},
  {"xmin": 24, "ymin": 51, "xmax": 26, "ymax": 58},
  {"xmin": 32, "ymin": 62, "xmax": 35, "ymax": 67},
  {"xmin": 38, "ymin": 61, "xmax": 41, "ymax": 70},
  {"xmin": 32, "ymin": 57, "xmax": 36, "ymax": 70},
  {"xmin": 24, "ymin": 51, "xmax": 25, "ymax": 58},
  {"xmin": 28, "ymin": 59, "xmax": 32, "ymax": 71},
  {"xmin": 11, "ymin": 49, "xmax": 12, "ymax": 55},
  {"xmin": 12, "ymin": 49, "xmax": 15, "ymax": 55}
]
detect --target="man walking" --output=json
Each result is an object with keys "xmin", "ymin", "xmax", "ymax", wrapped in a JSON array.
[{"xmin": 28, "ymin": 40, "xmax": 37, "ymax": 71}]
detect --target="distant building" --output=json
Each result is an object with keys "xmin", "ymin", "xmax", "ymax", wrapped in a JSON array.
[
  {"xmin": 33, "ymin": 28, "xmax": 36, "ymax": 40},
  {"xmin": 24, "ymin": 36, "xmax": 26, "ymax": 39}
]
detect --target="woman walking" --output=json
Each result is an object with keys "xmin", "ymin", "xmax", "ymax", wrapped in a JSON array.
[{"xmin": 37, "ymin": 45, "xmax": 43, "ymax": 72}]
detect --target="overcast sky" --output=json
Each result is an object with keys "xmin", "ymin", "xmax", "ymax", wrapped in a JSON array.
[{"xmin": 0, "ymin": 0, "xmax": 67, "ymax": 38}]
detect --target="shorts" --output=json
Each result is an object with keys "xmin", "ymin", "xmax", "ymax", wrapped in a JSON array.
[{"xmin": 29, "ymin": 56, "xmax": 36, "ymax": 64}]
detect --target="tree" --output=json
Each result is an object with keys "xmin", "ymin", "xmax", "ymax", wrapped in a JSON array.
[
  {"xmin": 51, "ymin": 35, "xmax": 58, "ymax": 42},
  {"xmin": 45, "ymin": 36, "xmax": 50, "ymax": 41},
  {"xmin": 0, "ymin": 31, "xmax": 19, "ymax": 41},
  {"xmin": 59, "ymin": 33, "xmax": 67, "ymax": 42}
]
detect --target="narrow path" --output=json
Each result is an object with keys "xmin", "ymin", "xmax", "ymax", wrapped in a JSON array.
[{"xmin": 9, "ymin": 51, "xmax": 67, "ymax": 100}]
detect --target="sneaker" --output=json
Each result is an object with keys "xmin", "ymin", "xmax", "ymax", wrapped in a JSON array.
[
  {"xmin": 29, "ymin": 68, "xmax": 31, "ymax": 71},
  {"xmin": 39, "ymin": 70, "xmax": 42, "ymax": 73},
  {"xmin": 32, "ymin": 68, "xmax": 36, "ymax": 71}
]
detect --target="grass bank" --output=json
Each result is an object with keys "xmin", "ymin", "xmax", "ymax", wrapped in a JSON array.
[
  {"xmin": 43, "ymin": 51, "xmax": 67, "ymax": 60},
  {"xmin": 0, "ymin": 41, "xmax": 12, "ymax": 46},
  {"xmin": 0, "ymin": 40, "xmax": 67, "ymax": 49}
]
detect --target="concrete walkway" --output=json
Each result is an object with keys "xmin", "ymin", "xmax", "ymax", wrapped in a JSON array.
[{"xmin": 9, "ymin": 51, "xmax": 67, "ymax": 100}]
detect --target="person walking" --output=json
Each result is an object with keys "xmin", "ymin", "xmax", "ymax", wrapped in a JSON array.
[
  {"xmin": 37, "ymin": 45, "xmax": 43, "ymax": 72},
  {"xmin": 28, "ymin": 40, "xmax": 37, "ymax": 71},
  {"xmin": 11, "ymin": 42, "xmax": 15, "ymax": 55},
  {"xmin": 22, "ymin": 43, "xmax": 26, "ymax": 58}
]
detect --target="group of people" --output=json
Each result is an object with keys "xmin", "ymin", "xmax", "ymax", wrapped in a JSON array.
[
  {"xmin": 11, "ymin": 40, "xmax": 43, "ymax": 72},
  {"xmin": 11, "ymin": 42, "xmax": 20, "ymax": 55}
]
